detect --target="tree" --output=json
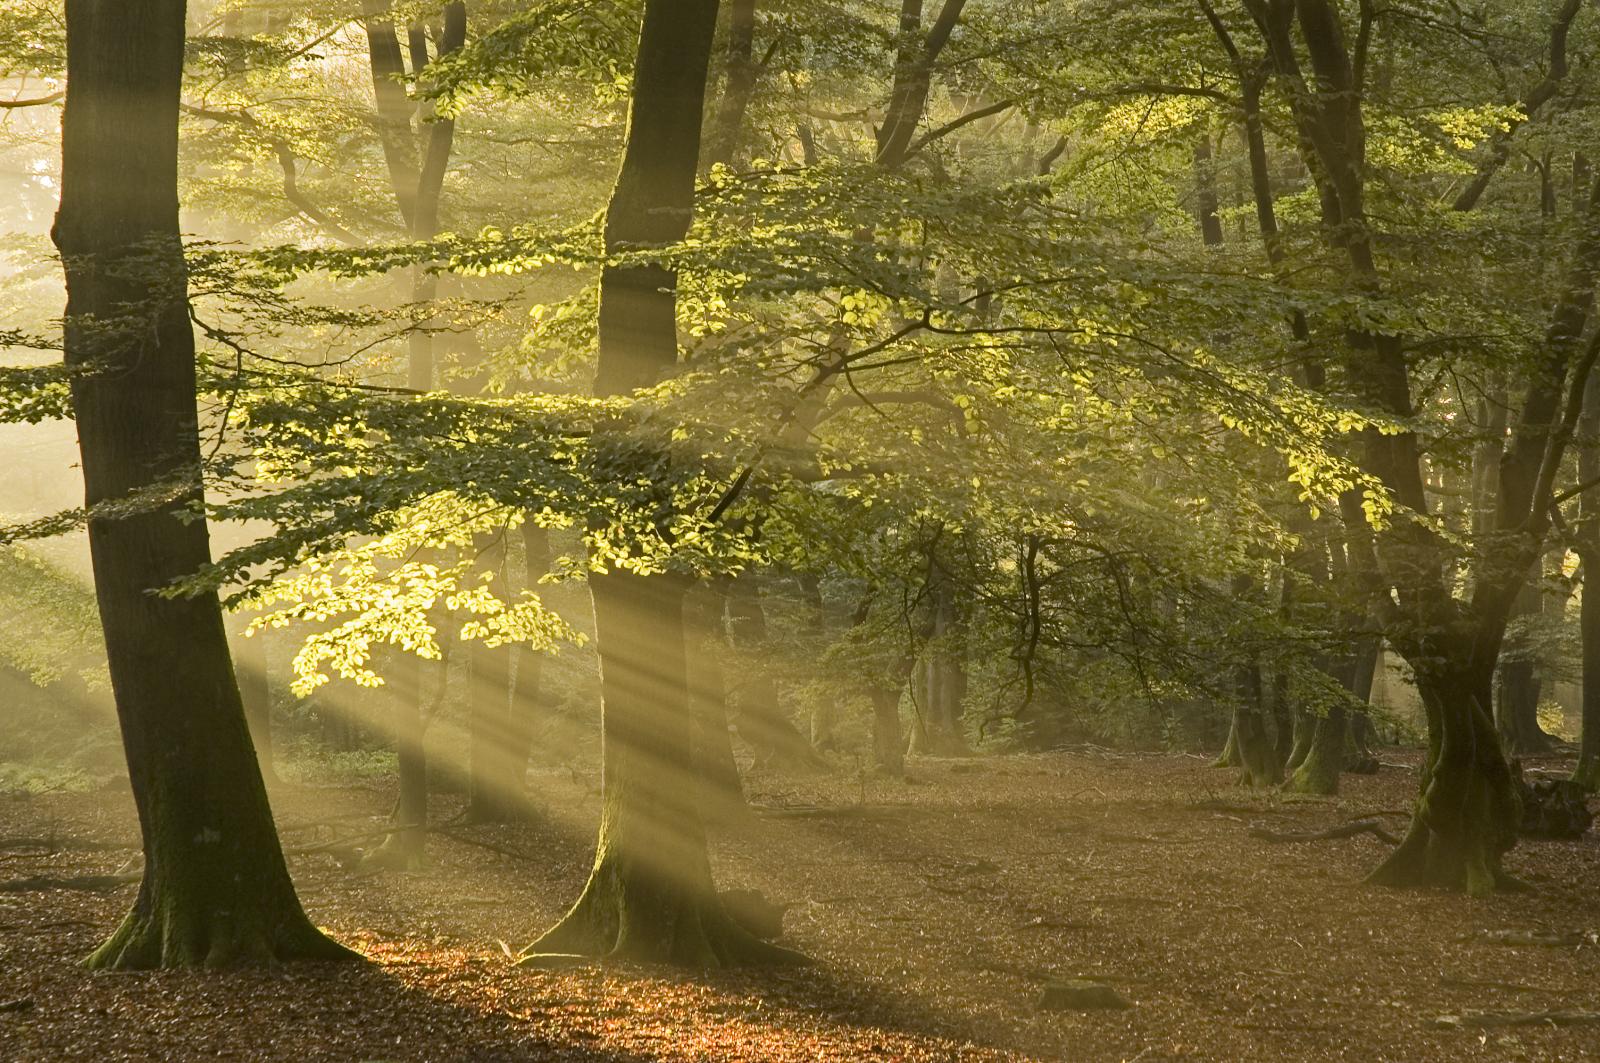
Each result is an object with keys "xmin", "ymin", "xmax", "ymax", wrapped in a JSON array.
[
  {"xmin": 522, "ymin": 0, "xmax": 799, "ymax": 967},
  {"xmin": 52, "ymin": 0, "xmax": 354, "ymax": 968}
]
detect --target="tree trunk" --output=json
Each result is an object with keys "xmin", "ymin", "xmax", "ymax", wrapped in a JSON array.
[
  {"xmin": 1194, "ymin": 136, "xmax": 1224, "ymax": 246},
  {"xmin": 1496, "ymin": 583, "xmax": 1556, "ymax": 756},
  {"xmin": 726, "ymin": 574, "xmax": 823, "ymax": 770},
  {"xmin": 1574, "ymin": 372, "xmax": 1600, "ymax": 788},
  {"xmin": 704, "ymin": 0, "xmax": 759, "ymax": 170},
  {"xmin": 527, "ymin": 0, "xmax": 797, "ymax": 967},
  {"xmin": 872, "ymin": 688, "xmax": 905, "ymax": 777},
  {"xmin": 909, "ymin": 560, "xmax": 969, "ymax": 756},
  {"xmin": 1367, "ymin": 656, "xmax": 1521, "ymax": 894},
  {"xmin": 55, "ymin": 0, "xmax": 352, "ymax": 968},
  {"xmin": 798, "ymin": 574, "xmax": 841, "ymax": 751}
]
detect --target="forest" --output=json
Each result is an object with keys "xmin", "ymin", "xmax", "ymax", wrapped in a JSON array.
[{"xmin": 2, "ymin": 0, "xmax": 1600, "ymax": 1059}]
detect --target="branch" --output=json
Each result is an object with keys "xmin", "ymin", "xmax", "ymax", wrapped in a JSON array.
[
  {"xmin": 902, "ymin": 98, "xmax": 1016, "ymax": 159},
  {"xmin": 0, "ymin": 90, "xmax": 63, "ymax": 109},
  {"xmin": 1452, "ymin": 0, "xmax": 1584, "ymax": 213}
]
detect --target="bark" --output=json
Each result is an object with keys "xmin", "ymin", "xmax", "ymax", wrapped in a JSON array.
[
  {"xmin": 365, "ymin": 2, "xmax": 468, "ymax": 853},
  {"xmin": 874, "ymin": 0, "xmax": 968, "ymax": 169},
  {"xmin": 704, "ymin": 0, "xmax": 760, "ymax": 170},
  {"xmin": 1246, "ymin": 0, "xmax": 1600, "ymax": 891},
  {"xmin": 527, "ymin": 0, "xmax": 797, "ymax": 967},
  {"xmin": 55, "ymin": 0, "xmax": 352, "ymax": 967},
  {"xmin": 1286, "ymin": 703, "xmax": 1345, "ymax": 794},
  {"xmin": 1575, "ymin": 372, "xmax": 1600, "ymax": 789},
  {"xmin": 872, "ymin": 689, "xmax": 906, "ymax": 777},
  {"xmin": 1496, "ymin": 583, "xmax": 1556, "ymax": 756},
  {"xmin": 1194, "ymin": 136, "xmax": 1224, "ymax": 246}
]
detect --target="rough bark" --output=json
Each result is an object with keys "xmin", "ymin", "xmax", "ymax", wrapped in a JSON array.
[{"xmin": 55, "ymin": 0, "xmax": 353, "ymax": 967}]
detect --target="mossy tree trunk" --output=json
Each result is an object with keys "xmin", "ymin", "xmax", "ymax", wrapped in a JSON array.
[
  {"xmin": 1367, "ymin": 657, "xmax": 1520, "ymax": 894},
  {"xmin": 55, "ymin": 0, "xmax": 353, "ymax": 968},
  {"xmin": 527, "ymin": 0, "xmax": 796, "ymax": 966},
  {"xmin": 1251, "ymin": 0, "xmax": 1600, "ymax": 890}
]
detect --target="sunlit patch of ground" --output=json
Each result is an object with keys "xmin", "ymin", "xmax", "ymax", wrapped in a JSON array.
[{"xmin": 2, "ymin": 751, "xmax": 1599, "ymax": 1061}]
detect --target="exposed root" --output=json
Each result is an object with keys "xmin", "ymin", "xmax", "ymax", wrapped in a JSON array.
[
  {"xmin": 1248, "ymin": 819, "xmax": 1400, "ymax": 845},
  {"xmin": 523, "ymin": 868, "xmax": 809, "ymax": 969},
  {"xmin": 84, "ymin": 905, "xmax": 361, "ymax": 970}
]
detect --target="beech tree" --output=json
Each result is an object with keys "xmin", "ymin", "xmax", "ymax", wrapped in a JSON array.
[
  {"xmin": 52, "ymin": 0, "xmax": 353, "ymax": 967},
  {"xmin": 521, "ymin": 0, "xmax": 799, "ymax": 966}
]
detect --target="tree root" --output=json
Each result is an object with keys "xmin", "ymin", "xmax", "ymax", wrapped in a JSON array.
[
  {"xmin": 0, "ymin": 873, "xmax": 139, "ymax": 893},
  {"xmin": 84, "ymin": 907, "xmax": 361, "ymax": 970},
  {"xmin": 1248, "ymin": 819, "xmax": 1401, "ymax": 845},
  {"xmin": 521, "ymin": 869, "xmax": 809, "ymax": 969}
]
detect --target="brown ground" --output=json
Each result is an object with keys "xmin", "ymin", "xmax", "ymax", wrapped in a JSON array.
[{"xmin": 2, "ymin": 750, "xmax": 1599, "ymax": 1062}]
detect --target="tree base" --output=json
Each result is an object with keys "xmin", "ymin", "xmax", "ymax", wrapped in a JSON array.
[
  {"xmin": 1573, "ymin": 752, "xmax": 1600, "ymax": 792},
  {"xmin": 359, "ymin": 831, "xmax": 427, "ymax": 872},
  {"xmin": 522, "ymin": 863, "xmax": 808, "ymax": 969},
  {"xmin": 86, "ymin": 903, "xmax": 359, "ymax": 970},
  {"xmin": 1365, "ymin": 808, "xmax": 1520, "ymax": 896}
]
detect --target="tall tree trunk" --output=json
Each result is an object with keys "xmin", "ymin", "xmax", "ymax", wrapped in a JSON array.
[
  {"xmin": 909, "ymin": 559, "xmax": 969, "ymax": 755},
  {"xmin": 365, "ymin": 0, "xmax": 468, "ymax": 856},
  {"xmin": 1193, "ymin": 136, "xmax": 1224, "ymax": 246},
  {"xmin": 55, "ymin": 0, "xmax": 352, "ymax": 968},
  {"xmin": 726, "ymin": 574, "xmax": 823, "ymax": 769},
  {"xmin": 704, "ymin": 0, "xmax": 759, "ymax": 170},
  {"xmin": 525, "ymin": 0, "xmax": 796, "ymax": 966},
  {"xmin": 1496, "ymin": 582, "xmax": 1555, "ymax": 756}
]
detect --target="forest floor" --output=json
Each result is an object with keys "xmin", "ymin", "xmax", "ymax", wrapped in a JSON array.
[{"xmin": 2, "ymin": 749, "xmax": 1599, "ymax": 1062}]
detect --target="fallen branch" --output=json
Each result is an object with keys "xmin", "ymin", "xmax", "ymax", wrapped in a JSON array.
[
  {"xmin": 1247, "ymin": 819, "xmax": 1401, "ymax": 845},
  {"xmin": 0, "ymin": 835, "xmax": 137, "ymax": 853},
  {"xmin": 1435, "ymin": 1010, "xmax": 1600, "ymax": 1029},
  {"xmin": 1460, "ymin": 928, "xmax": 1597, "ymax": 947},
  {"xmin": 0, "ymin": 873, "xmax": 140, "ymax": 893}
]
